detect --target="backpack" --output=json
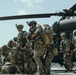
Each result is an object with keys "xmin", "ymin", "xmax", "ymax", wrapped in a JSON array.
[{"xmin": 42, "ymin": 24, "xmax": 53, "ymax": 45}]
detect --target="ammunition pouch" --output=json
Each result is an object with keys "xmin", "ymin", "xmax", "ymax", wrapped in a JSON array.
[{"xmin": 52, "ymin": 47, "xmax": 58, "ymax": 56}]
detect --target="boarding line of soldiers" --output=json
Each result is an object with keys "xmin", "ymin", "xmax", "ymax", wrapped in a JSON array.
[
  {"xmin": 0, "ymin": 20, "xmax": 76, "ymax": 75},
  {"xmin": 0, "ymin": 20, "xmax": 58, "ymax": 75}
]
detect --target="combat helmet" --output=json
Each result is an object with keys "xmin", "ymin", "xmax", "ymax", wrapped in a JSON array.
[
  {"xmin": 60, "ymin": 32, "xmax": 66, "ymax": 37},
  {"xmin": 42, "ymin": 24, "xmax": 49, "ymax": 29},
  {"xmin": 2, "ymin": 45, "xmax": 7, "ymax": 50},
  {"xmin": 13, "ymin": 37, "xmax": 17, "ymax": 42},
  {"xmin": 7, "ymin": 40, "xmax": 14, "ymax": 47},
  {"xmin": 16, "ymin": 24, "xmax": 24, "ymax": 29},
  {"xmin": 26, "ymin": 20, "xmax": 37, "ymax": 26}
]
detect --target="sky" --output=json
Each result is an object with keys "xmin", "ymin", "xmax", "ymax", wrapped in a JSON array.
[{"xmin": 0, "ymin": 0, "xmax": 76, "ymax": 47}]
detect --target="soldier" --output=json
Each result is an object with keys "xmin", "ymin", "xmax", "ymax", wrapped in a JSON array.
[
  {"xmin": 73, "ymin": 30, "xmax": 76, "ymax": 58},
  {"xmin": 60, "ymin": 32, "xmax": 73, "ymax": 72},
  {"xmin": 15, "ymin": 24, "xmax": 27, "ymax": 73},
  {"xmin": 72, "ymin": 30, "xmax": 76, "ymax": 73},
  {"xmin": 13, "ymin": 37, "xmax": 17, "ymax": 47},
  {"xmin": 24, "ymin": 39, "xmax": 37, "ymax": 74},
  {"xmin": 16, "ymin": 24, "xmax": 27, "ymax": 48},
  {"xmin": 7, "ymin": 40, "xmax": 15, "ymax": 49},
  {"xmin": 1, "ymin": 45, "xmax": 10, "ymax": 64},
  {"xmin": 26, "ymin": 20, "xmax": 46, "ymax": 75},
  {"xmin": 42, "ymin": 24, "xmax": 57, "ymax": 75}
]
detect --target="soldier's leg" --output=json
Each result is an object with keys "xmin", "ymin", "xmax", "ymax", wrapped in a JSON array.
[
  {"xmin": 65, "ymin": 59, "xmax": 69, "ymax": 71},
  {"xmin": 64, "ymin": 56, "xmax": 73, "ymax": 72},
  {"xmin": 33, "ymin": 43, "xmax": 45, "ymax": 75},
  {"xmin": 25, "ymin": 60, "xmax": 37, "ymax": 74},
  {"xmin": 34, "ymin": 57, "xmax": 44, "ymax": 75},
  {"xmin": 67, "ymin": 55, "xmax": 73, "ymax": 72},
  {"xmin": 45, "ymin": 51, "xmax": 54, "ymax": 75}
]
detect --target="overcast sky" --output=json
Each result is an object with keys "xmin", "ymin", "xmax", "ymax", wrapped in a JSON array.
[{"xmin": 0, "ymin": 0, "xmax": 76, "ymax": 47}]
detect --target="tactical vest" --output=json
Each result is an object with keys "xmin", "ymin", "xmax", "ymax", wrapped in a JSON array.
[
  {"xmin": 17, "ymin": 31, "xmax": 27, "ymax": 48},
  {"xmin": 61, "ymin": 38, "xmax": 70, "ymax": 52}
]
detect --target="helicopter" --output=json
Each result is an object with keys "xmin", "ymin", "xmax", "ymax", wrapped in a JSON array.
[{"xmin": 0, "ymin": 4, "xmax": 76, "ymax": 64}]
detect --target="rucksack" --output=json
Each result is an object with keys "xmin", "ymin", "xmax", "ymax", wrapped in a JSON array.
[{"xmin": 42, "ymin": 24, "xmax": 53, "ymax": 45}]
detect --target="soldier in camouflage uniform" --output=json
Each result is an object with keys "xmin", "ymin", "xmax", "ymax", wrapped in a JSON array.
[
  {"xmin": 42, "ymin": 24, "xmax": 56, "ymax": 75},
  {"xmin": 7, "ymin": 40, "xmax": 16, "ymax": 49},
  {"xmin": 15, "ymin": 24, "xmax": 27, "ymax": 73},
  {"xmin": 72, "ymin": 30, "xmax": 76, "ymax": 73},
  {"xmin": 8, "ymin": 24, "xmax": 36, "ymax": 74},
  {"xmin": 26, "ymin": 20, "xmax": 46, "ymax": 75},
  {"xmin": 16, "ymin": 24, "xmax": 27, "ymax": 48},
  {"xmin": 60, "ymin": 32, "xmax": 73, "ymax": 72},
  {"xmin": 72, "ymin": 30, "xmax": 76, "ymax": 58},
  {"xmin": 1, "ymin": 43, "xmax": 17, "ymax": 74},
  {"xmin": 24, "ymin": 39, "xmax": 37, "ymax": 74},
  {"xmin": 1, "ymin": 45, "xmax": 10, "ymax": 64}
]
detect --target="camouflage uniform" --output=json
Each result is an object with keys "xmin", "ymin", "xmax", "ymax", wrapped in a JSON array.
[
  {"xmin": 72, "ymin": 30, "xmax": 76, "ymax": 59},
  {"xmin": 72, "ymin": 30, "xmax": 76, "ymax": 73},
  {"xmin": 1, "ymin": 45, "xmax": 10, "ymax": 64},
  {"xmin": 42, "ymin": 24, "xmax": 56, "ymax": 75},
  {"xmin": 16, "ymin": 24, "xmax": 27, "ymax": 48},
  {"xmin": 0, "ymin": 43, "xmax": 15, "ymax": 74},
  {"xmin": 27, "ymin": 20, "xmax": 46, "ymax": 75},
  {"xmin": 24, "ymin": 39, "xmax": 37, "ymax": 74},
  {"xmin": 60, "ymin": 32, "xmax": 73, "ymax": 72},
  {"xmin": 15, "ymin": 24, "xmax": 27, "ymax": 73}
]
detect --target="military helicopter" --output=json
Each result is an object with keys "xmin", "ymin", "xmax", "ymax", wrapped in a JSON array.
[{"xmin": 0, "ymin": 4, "xmax": 76, "ymax": 64}]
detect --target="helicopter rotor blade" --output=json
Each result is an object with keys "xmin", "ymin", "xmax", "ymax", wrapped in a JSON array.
[
  {"xmin": 0, "ymin": 12, "xmax": 76, "ymax": 21},
  {"xmin": 0, "ymin": 13, "xmax": 52, "ymax": 21}
]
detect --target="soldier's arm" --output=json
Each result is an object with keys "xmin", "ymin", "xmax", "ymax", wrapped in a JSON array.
[
  {"xmin": 60, "ymin": 41, "xmax": 63, "ymax": 51},
  {"xmin": 31, "ymin": 25, "xmax": 42, "ymax": 39}
]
